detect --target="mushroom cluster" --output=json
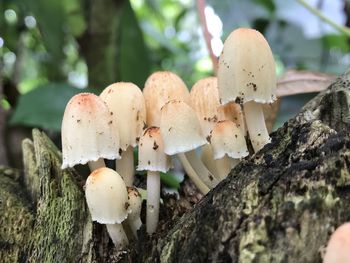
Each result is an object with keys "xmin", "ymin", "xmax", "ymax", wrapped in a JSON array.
[{"xmin": 60, "ymin": 27, "xmax": 276, "ymax": 249}]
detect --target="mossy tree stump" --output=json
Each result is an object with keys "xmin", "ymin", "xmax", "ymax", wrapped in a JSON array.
[{"xmin": 1, "ymin": 70, "xmax": 349, "ymax": 262}]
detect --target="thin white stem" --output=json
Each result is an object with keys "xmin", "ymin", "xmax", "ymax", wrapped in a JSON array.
[
  {"xmin": 201, "ymin": 144, "xmax": 221, "ymax": 180},
  {"xmin": 106, "ymin": 223, "xmax": 129, "ymax": 249},
  {"xmin": 128, "ymin": 218, "xmax": 142, "ymax": 237},
  {"xmin": 215, "ymin": 157, "xmax": 239, "ymax": 180},
  {"xmin": 177, "ymin": 153, "xmax": 209, "ymax": 194},
  {"xmin": 116, "ymin": 146, "xmax": 134, "ymax": 186},
  {"xmin": 243, "ymin": 101, "xmax": 271, "ymax": 153},
  {"xmin": 185, "ymin": 150, "xmax": 219, "ymax": 189},
  {"xmin": 146, "ymin": 171, "xmax": 160, "ymax": 234},
  {"xmin": 88, "ymin": 158, "xmax": 105, "ymax": 172}
]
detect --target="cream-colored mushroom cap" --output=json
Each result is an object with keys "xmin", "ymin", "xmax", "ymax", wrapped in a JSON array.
[
  {"xmin": 143, "ymin": 71, "xmax": 190, "ymax": 126},
  {"xmin": 190, "ymin": 77, "xmax": 221, "ymax": 137},
  {"xmin": 61, "ymin": 93, "xmax": 120, "ymax": 169},
  {"xmin": 127, "ymin": 187, "xmax": 142, "ymax": 221},
  {"xmin": 100, "ymin": 82, "xmax": 146, "ymax": 151},
  {"xmin": 85, "ymin": 167, "xmax": 130, "ymax": 224},
  {"xmin": 210, "ymin": 120, "xmax": 249, "ymax": 159},
  {"xmin": 218, "ymin": 28, "xmax": 276, "ymax": 105},
  {"xmin": 323, "ymin": 223, "xmax": 350, "ymax": 263},
  {"xmin": 137, "ymin": 127, "xmax": 171, "ymax": 173},
  {"xmin": 160, "ymin": 100, "xmax": 207, "ymax": 155},
  {"xmin": 217, "ymin": 101, "xmax": 245, "ymax": 135}
]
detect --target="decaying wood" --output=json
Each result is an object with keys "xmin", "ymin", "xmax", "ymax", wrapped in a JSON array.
[{"xmin": 0, "ymin": 70, "xmax": 349, "ymax": 262}]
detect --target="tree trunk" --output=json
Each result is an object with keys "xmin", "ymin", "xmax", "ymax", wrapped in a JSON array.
[{"xmin": 0, "ymin": 70, "xmax": 349, "ymax": 262}]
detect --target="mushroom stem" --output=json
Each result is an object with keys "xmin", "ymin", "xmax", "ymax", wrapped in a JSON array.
[
  {"xmin": 215, "ymin": 156, "xmax": 239, "ymax": 180},
  {"xmin": 201, "ymin": 144, "xmax": 225, "ymax": 180},
  {"xmin": 88, "ymin": 158, "xmax": 105, "ymax": 171},
  {"xmin": 128, "ymin": 217, "xmax": 142, "ymax": 238},
  {"xmin": 106, "ymin": 223, "xmax": 129, "ymax": 248},
  {"xmin": 184, "ymin": 150, "xmax": 219, "ymax": 188},
  {"xmin": 146, "ymin": 171, "xmax": 160, "ymax": 234},
  {"xmin": 177, "ymin": 153, "xmax": 210, "ymax": 194},
  {"xmin": 243, "ymin": 101, "xmax": 271, "ymax": 152},
  {"xmin": 116, "ymin": 146, "xmax": 134, "ymax": 186}
]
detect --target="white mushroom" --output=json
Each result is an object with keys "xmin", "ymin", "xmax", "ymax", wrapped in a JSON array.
[
  {"xmin": 85, "ymin": 167, "xmax": 130, "ymax": 248},
  {"xmin": 100, "ymin": 82, "xmax": 146, "ymax": 186},
  {"xmin": 218, "ymin": 28, "xmax": 276, "ymax": 152},
  {"xmin": 160, "ymin": 100, "xmax": 219, "ymax": 193},
  {"xmin": 137, "ymin": 127, "xmax": 171, "ymax": 234},
  {"xmin": 61, "ymin": 93, "xmax": 120, "ymax": 171}
]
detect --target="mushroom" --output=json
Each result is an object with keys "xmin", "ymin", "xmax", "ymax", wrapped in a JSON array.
[
  {"xmin": 100, "ymin": 82, "xmax": 146, "ymax": 186},
  {"xmin": 143, "ymin": 71, "xmax": 190, "ymax": 127},
  {"xmin": 209, "ymin": 120, "xmax": 249, "ymax": 179},
  {"xmin": 125, "ymin": 187, "xmax": 142, "ymax": 238},
  {"xmin": 323, "ymin": 223, "xmax": 350, "ymax": 263},
  {"xmin": 160, "ymin": 100, "xmax": 219, "ymax": 193},
  {"xmin": 189, "ymin": 77, "xmax": 221, "ymax": 137},
  {"xmin": 218, "ymin": 28, "xmax": 276, "ymax": 152},
  {"xmin": 85, "ymin": 167, "xmax": 130, "ymax": 248},
  {"xmin": 61, "ymin": 93, "xmax": 120, "ymax": 171},
  {"xmin": 190, "ymin": 77, "xmax": 245, "ymax": 179},
  {"xmin": 137, "ymin": 127, "xmax": 170, "ymax": 234}
]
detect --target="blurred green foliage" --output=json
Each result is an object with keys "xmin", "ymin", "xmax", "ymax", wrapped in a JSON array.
[{"xmin": 1, "ymin": 0, "xmax": 349, "ymax": 131}]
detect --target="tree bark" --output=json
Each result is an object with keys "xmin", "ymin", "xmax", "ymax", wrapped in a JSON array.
[{"xmin": 0, "ymin": 70, "xmax": 349, "ymax": 262}]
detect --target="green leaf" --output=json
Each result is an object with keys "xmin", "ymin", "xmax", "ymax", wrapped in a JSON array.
[
  {"xmin": 25, "ymin": 0, "xmax": 65, "ymax": 61},
  {"xmin": 9, "ymin": 83, "xmax": 101, "ymax": 131},
  {"xmin": 160, "ymin": 172, "xmax": 181, "ymax": 189},
  {"xmin": 119, "ymin": 1, "xmax": 151, "ymax": 88}
]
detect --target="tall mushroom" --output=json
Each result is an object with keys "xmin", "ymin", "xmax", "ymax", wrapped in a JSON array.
[
  {"xmin": 218, "ymin": 28, "xmax": 276, "ymax": 152},
  {"xmin": 143, "ymin": 71, "xmax": 190, "ymax": 127},
  {"xmin": 160, "ymin": 100, "xmax": 219, "ymax": 193},
  {"xmin": 137, "ymin": 127, "xmax": 171, "ymax": 234},
  {"xmin": 61, "ymin": 93, "xmax": 120, "ymax": 171},
  {"xmin": 85, "ymin": 167, "xmax": 130, "ymax": 248},
  {"xmin": 143, "ymin": 71, "xmax": 211, "ymax": 193},
  {"xmin": 100, "ymin": 82, "xmax": 146, "ymax": 186}
]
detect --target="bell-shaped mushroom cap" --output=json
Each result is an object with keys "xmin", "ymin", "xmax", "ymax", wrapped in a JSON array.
[
  {"xmin": 127, "ymin": 187, "xmax": 142, "ymax": 221},
  {"xmin": 160, "ymin": 100, "xmax": 207, "ymax": 155},
  {"xmin": 85, "ymin": 167, "xmax": 130, "ymax": 224},
  {"xmin": 210, "ymin": 120, "xmax": 249, "ymax": 159},
  {"xmin": 323, "ymin": 223, "xmax": 350, "ymax": 263},
  {"xmin": 189, "ymin": 77, "xmax": 220, "ymax": 137},
  {"xmin": 61, "ymin": 93, "xmax": 120, "ymax": 169},
  {"xmin": 218, "ymin": 28, "xmax": 276, "ymax": 105},
  {"xmin": 137, "ymin": 127, "xmax": 171, "ymax": 173},
  {"xmin": 143, "ymin": 71, "xmax": 190, "ymax": 126},
  {"xmin": 100, "ymin": 82, "xmax": 146, "ymax": 151},
  {"xmin": 217, "ymin": 101, "xmax": 246, "ymax": 135}
]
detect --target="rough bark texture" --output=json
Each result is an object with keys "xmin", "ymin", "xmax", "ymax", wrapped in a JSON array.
[{"xmin": 0, "ymin": 70, "xmax": 349, "ymax": 262}]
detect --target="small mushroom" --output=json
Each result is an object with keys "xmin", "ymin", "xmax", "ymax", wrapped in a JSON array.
[
  {"xmin": 210, "ymin": 120, "xmax": 249, "ymax": 179},
  {"xmin": 100, "ymin": 82, "xmax": 146, "ymax": 186},
  {"xmin": 61, "ymin": 93, "xmax": 120, "ymax": 171},
  {"xmin": 218, "ymin": 28, "xmax": 276, "ymax": 152},
  {"xmin": 125, "ymin": 187, "xmax": 142, "ymax": 238},
  {"xmin": 85, "ymin": 167, "xmax": 130, "ymax": 248},
  {"xmin": 137, "ymin": 127, "xmax": 171, "ymax": 234},
  {"xmin": 323, "ymin": 223, "xmax": 350, "ymax": 263},
  {"xmin": 160, "ymin": 100, "xmax": 219, "ymax": 193}
]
